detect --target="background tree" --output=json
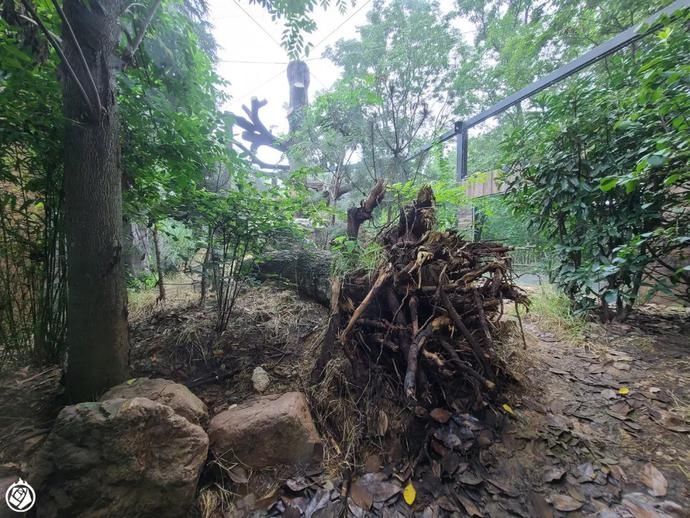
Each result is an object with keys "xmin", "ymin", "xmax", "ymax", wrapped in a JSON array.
[{"xmin": 325, "ymin": 0, "xmax": 457, "ymax": 183}]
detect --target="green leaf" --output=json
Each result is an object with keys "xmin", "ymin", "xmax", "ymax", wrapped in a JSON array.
[{"xmin": 599, "ymin": 177, "xmax": 618, "ymax": 192}]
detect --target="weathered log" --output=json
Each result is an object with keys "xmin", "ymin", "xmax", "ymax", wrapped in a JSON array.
[
  {"xmin": 346, "ymin": 179, "xmax": 386, "ymax": 239},
  {"xmin": 257, "ymin": 247, "xmax": 332, "ymax": 307}
]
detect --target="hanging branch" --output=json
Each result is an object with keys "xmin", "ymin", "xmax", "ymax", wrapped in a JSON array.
[
  {"xmin": 232, "ymin": 98, "xmax": 288, "ymax": 154},
  {"xmin": 19, "ymin": 0, "xmax": 95, "ymax": 116},
  {"xmin": 49, "ymin": 0, "xmax": 102, "ymax": 114},
  {"xmin": 234, "ymin": 141, "xmax": 290, "ymax": 172},
  {"xmin": 122, "ymin": 0, "xmax": 163, "ymax": 66}
]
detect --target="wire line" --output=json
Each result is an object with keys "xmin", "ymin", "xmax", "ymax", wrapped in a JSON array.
[
  {"xmin": 311, "ymin": 0, "xmax": 373, "ymax": 50},
  {"xmin": 230, "ymin": 0, "xmax": 283, "ymax": 50}
]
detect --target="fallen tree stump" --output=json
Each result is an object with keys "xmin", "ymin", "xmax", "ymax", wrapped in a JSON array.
[{"xmin": 332, "ymin": 185, "xmax": 528, "ymax": 412}]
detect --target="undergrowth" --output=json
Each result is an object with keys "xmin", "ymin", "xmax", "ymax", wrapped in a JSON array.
[
  {"xmin": 128, "ymin": 272, "xmax": 199, "ymax": 320},
  {"xmin": 522, "ymin": 284, "xmax": 587, "ymax": 345},
  {"xmin": 331, "ymin": 236, "xmax": 384, "ymax": 277}
]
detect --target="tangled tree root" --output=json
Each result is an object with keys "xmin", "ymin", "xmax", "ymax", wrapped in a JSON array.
[{"xmin": 313, "ymin": 186, "xmax": 528, "ymax": 464}]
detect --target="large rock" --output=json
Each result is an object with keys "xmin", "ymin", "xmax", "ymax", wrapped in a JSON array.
[
  {"xmin": 101, "ymin": 377, "xmax": 208, "ymax": 427},
  {"xmin": 33, "ymin": 398, "xmax": 208, "ymax": 518},
  {"xmin": 209, "ymin": 392, "xmax": 322, "ymax": 468}
]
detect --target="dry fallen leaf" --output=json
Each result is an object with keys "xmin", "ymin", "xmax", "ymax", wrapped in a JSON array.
[
  {"xmin": 502, "ymin": 403, "xmax": 515, "ymax": 415},
  {"xmin": 285, "ymin": 477, "xmax": 310, "ymax": 492},
  {"xmin": 529, "ymin": 491, "xmax": 554, "ymax": 518},
  {"xmin": 640, "ymin": 462, "xmax": 668, "ymax": 497},
  {"xmin": 357, "ymin": 473, "xmax": 401, "ymax": 503},
  {"xmin": 350, "ymin": 481, "xmax": 373, "ymax": 510},
  {"xmin": 601, "ymin": 389, "xmax": 618, "ymax": 399},
  {"xmin": 403, "ymin": 482, "xmax": 416, "ymax": 505},
  {"xmin": 430, "ymin": 408, "xmax": 452, "ymax": 424},
  {"xmin": 456, "ymin": 492, "xmax": 483, "ymax": 517},
  {"xmin": 550, "ymin": 494, "xmax": 583, "ymax": 512},
  {"xmin": 363, "ymin": 454, "xmax": 381, "ymax": 473},
  {"xmin": 543, "ymin": 467, "xmax": 566, "ymax": 483},
  {"xmin": 377, "ymin": 410, "xmax": 389, "ymax": 437},
  {"xmin": 228, "ymin": 465, "xmax": 249, "ymax": 485},
  {"xmin": 458, "ymin": 471, "xmax": 483, "ymax": 486}
]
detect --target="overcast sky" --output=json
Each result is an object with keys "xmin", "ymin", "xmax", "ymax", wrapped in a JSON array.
[{"xmin": 207, "ymin": 0, "xmax": 371, "ymax": 136}]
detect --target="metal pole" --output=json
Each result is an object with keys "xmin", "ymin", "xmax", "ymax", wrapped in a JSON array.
[{"xmin": 455, "ymin": 121, "xmax": 468, "ymax": 181}]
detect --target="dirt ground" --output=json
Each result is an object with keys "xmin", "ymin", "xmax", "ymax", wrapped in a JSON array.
[
  {"xmin": 0, "ymin": 285, "xmax": 687, "ymax": 517},
  {"xmin": 477, "ymin": 305, "xmax": 690, "ymax": 517}
]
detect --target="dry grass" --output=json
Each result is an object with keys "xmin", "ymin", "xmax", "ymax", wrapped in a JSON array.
[
  {"xmin": 230, "ymin": 285, "xmax": 325, "ymax": 351},
  {"xmin": 518, "ymin": 284, "xmax": 588, "ymax": 346},
  {"xmin": 308, "ymin": 354, "xmax": 365, "ymax": 477},
  {"xmin": 493, "ymin": 317, "xmax": 537, "ymax": 385}
]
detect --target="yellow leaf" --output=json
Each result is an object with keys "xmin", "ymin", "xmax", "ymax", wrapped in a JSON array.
[
  {"xmin": 502, "ymin": 403, "xmax": 515, "ymax": 415},
  {"xmin": 126, "ymin": 378, "xmax": 137, "ymax": 385},
  {"xmin": 618, "ymin": 387, "xmax": 629, "ymax": 395},
  {"xmin": 403, "ymin": 482, "xmax": 416, "ymax": 505}
]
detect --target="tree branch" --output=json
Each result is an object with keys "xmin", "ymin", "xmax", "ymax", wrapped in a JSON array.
[
  {"xmin": 234, "ymin": 141, "xmax": 289, "ymax": 171},
  {"xmin": 49, "ymin": 0, "xmax": 102, "ymax": 114},
  {"xmin": 19, "ymin": 0, "xmax": 95, "ymax": 116},
  {"xmin": 232, "ymin": 98, "xmax": 288, "ymax": 154},
  {"xmin": 346, "ymin": 179, "xmax": 386, "ymax": 240},
  {"xmin": 122, "ymin": 0, "xmax": 163, "ymax": 66}
]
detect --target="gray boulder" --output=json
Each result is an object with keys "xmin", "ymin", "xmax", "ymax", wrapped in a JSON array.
[
  {"xmin": 101, "ymin": 377, "xmax": 208, "ymax": 427},
  {"xmin": 34, "ymin": 397, "xmax": 208, "ymax": 518}
]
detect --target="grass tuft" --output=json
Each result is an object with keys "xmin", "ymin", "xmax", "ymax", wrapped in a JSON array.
[{"xmin": 523, "ymin": 284, "xmax": 587, "ymax": 344}]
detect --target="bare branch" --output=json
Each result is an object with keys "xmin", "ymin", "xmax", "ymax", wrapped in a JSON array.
[
  {"xmin": 232, "ymin": 98, "xmax": 288, "ymax": 154},
  {"xmin": 234, "ymin": 140, "xmax": 290, "ymax": 171},
  {"xmin": 49, "ymin": 0, "xmax": 102, "ymax": 114},
  {"xmin": 122, "ymin": 0, "xmax": 163, "ymax": 66},
  {"xmin": 19, "ymin": 0, "xmax": 95, "ymax": 116}
]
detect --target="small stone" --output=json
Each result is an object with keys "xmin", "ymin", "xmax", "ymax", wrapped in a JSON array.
[{"xmin": 252, "ymin": 366, "xmax": 270, "ymax": 393}]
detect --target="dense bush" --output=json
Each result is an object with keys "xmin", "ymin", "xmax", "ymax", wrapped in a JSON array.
[{"xmin": 501, "ymin": 12, "xmax": 690, "ymax": 320}]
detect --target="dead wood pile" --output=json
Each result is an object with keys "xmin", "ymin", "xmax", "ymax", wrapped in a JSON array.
[{"xmin": 333, "ymin": 185, "xmax": 528, "ymax": 412}]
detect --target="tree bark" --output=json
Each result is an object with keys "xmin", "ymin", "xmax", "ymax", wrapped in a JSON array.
[
  {"xmin": 199, "ymin": 228, "xmax": 212, "ymax": 307},
  {"xmin": 63, "ymin": 0, "xmax": 128, "ymax": 401},
  {"xmin": 287, "ymin": 60, "xmax": 310, "ymax": 134}
]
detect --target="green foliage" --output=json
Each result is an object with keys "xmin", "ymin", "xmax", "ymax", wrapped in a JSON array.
[
  {"xmin": 331, "ymin": 235, "xmax": 384, "ymax": 275},
  {"xmin": 0, "ymin": 13, "xmax": 65, "ymax": 364},
  {"xmin": 454, "ymin": 0, "xmax": 674, "ymax": 117},
  {"xmin": 250, "ymin": 0, "xmax": 349, "ymax": 59},
  {"xmin": 324, "ymin": 0, "xmax": 456, "ymax": 181},
  {"xmin": 0, "ymin": 0, "xmax": 327, "ymax": 363},
  {"xmin": 157, "ymin": 219, "xmax": 196, "ymax": 272},
  {"xmin": 198, "ymin": 170, "xmax": 306, "ymax": 330},
  {"xmin": 501, "ymin": 11, "xmax": 690, "ymax": 319},
  {"xmin": 473, "ymin": 195, "xmax": 540, "ymax": 247},
  {"xmin": 128, "ymin": 271, "xmax": 160, "ymax": 292}
]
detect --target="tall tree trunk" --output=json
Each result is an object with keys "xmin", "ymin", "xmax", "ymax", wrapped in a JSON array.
[
  {"xmin": 63, "ymin": 0, "xmax": 128, "ymax": 401},
  {"xmin": 152, "ymin": 223, "xmax": 166, "ymax": 302}
]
